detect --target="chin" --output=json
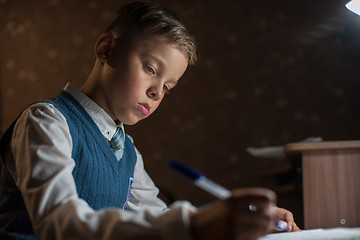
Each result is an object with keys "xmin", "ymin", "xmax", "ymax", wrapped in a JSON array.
[
  {"xmin": 125, "ymin": 121, "xmax": 139, "ymax": 126},
  {"xmin": 123, "ymin": 117, "xmax": 142, "ymax": 126},
  {"xmin": 122, "ymin": 113, "xmax": 150, "ymax": 125}
]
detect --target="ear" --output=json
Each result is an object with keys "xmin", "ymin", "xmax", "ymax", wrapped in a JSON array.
[{"xmin": 95, "ymin": 33, "xmax": 115, "ymax": 62}]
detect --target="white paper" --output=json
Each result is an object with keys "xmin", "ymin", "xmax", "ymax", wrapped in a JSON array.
[
  {"xmin": 259, "ymin": 228, "xmax": 360, "ymax": 240},
  {"xmin": 246, "ymin": 137, "xmax": 323, "ymax": 159},
  {"xmin": 346, "ymin": 0, "xmax": 360, "ymax": 16}
]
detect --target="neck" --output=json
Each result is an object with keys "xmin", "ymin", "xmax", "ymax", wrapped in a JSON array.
[
  {"xmin": 80, "ymin": 60, "xmax": 118, "ymax": 123},
  {"xmin": 81, "ymin": 60, "xmax": 102, "ymax": 96}
]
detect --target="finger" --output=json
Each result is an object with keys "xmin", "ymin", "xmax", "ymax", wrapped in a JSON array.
[
  {"xmin": 235, "ymin": 199, "xmax": 275, "ymax": 232},
  {"xmin": 290, "ymin": 222, "xmax": 301, "ymax": 231},
  {"xmin": 272, "ymin": 207, "xmax": 293, "ymax": 229},
  {"xmin": 236, "ymin": 209, "xmax": 273, "ymax": 237},
  {"xmin": 231, "ymin": 188, "xmax": 277, "ymax": 203},
  {"xmin": 282, "ymin": 210, "xmax": 297, "ymax": 232},
  {"xmin": 227, "ymin": 188, "xmax": 278, "ymax": 238},
  {"xmin": 230, "ymin": 190, "xmax": 276, "ymax": 211}
]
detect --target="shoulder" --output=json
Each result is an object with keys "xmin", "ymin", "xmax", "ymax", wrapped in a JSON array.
[
  {"xmin": 13, "ymin": 101, "xmax": 69, "ymax": 138},
  {"xmin": 21, "ymin": 102, "xmax": 66, "ymax": 124},
  {"xmin": 125, "ymin": 134, "xmax": 143, "ymax": 159},
  {"xmin": 11, "ymin": 101, "xmax": 73, "ymax": 155}
]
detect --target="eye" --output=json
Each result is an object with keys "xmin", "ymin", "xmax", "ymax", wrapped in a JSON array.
[
  {"xmin": 163, "ymin": 84, "xmax": 171, "ymax": 94},
  {"xmin": 163, "ymin": 85, "xmax": 170, "ymax": 94},
  {"xmin": 145, "ymin": 65, "xmax": 156, "ymax": 76}
]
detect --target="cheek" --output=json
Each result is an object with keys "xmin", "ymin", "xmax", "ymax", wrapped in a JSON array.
[
  {"xmin": 107, "ymin": 74, "xmax": 134, "ymax": 99},
  {"xmin": 104, "ymin": 66, "xmax": 147, "ymax": 103}
]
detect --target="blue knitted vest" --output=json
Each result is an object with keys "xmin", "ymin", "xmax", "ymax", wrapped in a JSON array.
[
  {"xmin": 0, "ymin": 91, "xmax": 137, "ymax": 239},
  {"xmin": 43, "ymin": 91, "xmax": 137, "ymax": 210}
]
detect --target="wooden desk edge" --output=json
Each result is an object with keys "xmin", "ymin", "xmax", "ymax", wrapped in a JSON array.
[{"xmin": 284, "ymin": 140, "xmax": 360, "ymax": 153}]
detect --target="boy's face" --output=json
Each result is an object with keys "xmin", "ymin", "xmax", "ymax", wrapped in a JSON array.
[{"xmin": 99, "ymin": 35, "xmax": 188, "ymax": 125}]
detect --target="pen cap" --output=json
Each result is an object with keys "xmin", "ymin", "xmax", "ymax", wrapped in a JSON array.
[{"xmin": 168, "ymin": 159, "xmax": 203, "ymax": 181}]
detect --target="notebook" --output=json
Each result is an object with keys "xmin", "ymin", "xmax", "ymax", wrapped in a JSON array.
[{"xmin": 260, "ymin": 228, "xmax": 360, "ymax": 240}]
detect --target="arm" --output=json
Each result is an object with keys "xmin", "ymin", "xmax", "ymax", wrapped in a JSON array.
[
  {"xmin": 125, "ymin": 137, "xmax": 168, "ymax": 213},
  {"xmin": 125, "ymin": 140, "xmax": 300, "ymax": 239},
  {"xmin": 9, "ymin": 103, "xmax": 193, "ymax": 240}
]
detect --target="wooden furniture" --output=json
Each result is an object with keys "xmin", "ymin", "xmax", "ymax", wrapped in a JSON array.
[{"xmin": 284, "ymin": 140, "xmax": 360, "ymax": 230}]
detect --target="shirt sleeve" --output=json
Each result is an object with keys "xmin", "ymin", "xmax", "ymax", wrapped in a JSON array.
[
  {"xmin": 9, "ymin": 102, "xmax": 196, "ymax": 240},
  {"xmin": 125, "ymin": 135, "xmax": 168, "ymax": 213}
]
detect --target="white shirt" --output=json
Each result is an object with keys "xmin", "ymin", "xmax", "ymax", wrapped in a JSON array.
[{"xmin": 6, "ymin": 83, "xmax": 195, "ymax": 240}]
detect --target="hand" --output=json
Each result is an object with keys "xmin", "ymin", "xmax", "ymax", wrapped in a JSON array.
[
  {"xmin": 272, "ymin": 207, "xmax": 301, "ymax": 232},
  {"xmin": 190, "ymin": 187, "xmax": 276, "ymax": 240}
]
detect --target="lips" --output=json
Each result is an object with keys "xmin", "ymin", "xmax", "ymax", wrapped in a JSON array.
[{"xmin": 138, "ymin": 103, "xmax": 151, "ymax": 116}]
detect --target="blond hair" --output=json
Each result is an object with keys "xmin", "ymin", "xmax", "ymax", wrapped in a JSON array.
[{"xmin": 105, "ymin": 1, "xmax": 197, "ymax": 65}]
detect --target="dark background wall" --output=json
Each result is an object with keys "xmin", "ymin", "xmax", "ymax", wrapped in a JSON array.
[{"xmin": 1, "ymin": 0, "xmax": 360, "ymax": 228}]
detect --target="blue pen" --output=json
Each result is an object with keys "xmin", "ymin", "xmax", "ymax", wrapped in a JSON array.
[{"xmin": 168, "ymin": 159, "xmax": 288, "ymax": 232}]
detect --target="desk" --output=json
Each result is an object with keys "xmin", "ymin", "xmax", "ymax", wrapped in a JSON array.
[{"xmin": 284, "ymin": 140, "xmax": 360, "ymax": 229}]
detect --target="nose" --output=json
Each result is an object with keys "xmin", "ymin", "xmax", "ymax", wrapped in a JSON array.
[{"xmin": 146, "ymin": 85, "xmax": 162, "ymax": 101}]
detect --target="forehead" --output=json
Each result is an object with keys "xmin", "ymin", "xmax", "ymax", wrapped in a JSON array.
[
  {"xmin": 124, "ymin": 36, "xmax": 187, "ymax": 65},
  {"xmin": 111, "ymin": 34, "xmax": 188, "ymax": 78},
  {"xmin": 142, "ymin": 36, "xmax": 184, "ymax": 55},
  {"xmin": 116, "ymin": 33, "xmax": 186, "ymax": 59},
  {"xmin": 137, "ymin": 36, "xmax": 188, "ymax": 79}
]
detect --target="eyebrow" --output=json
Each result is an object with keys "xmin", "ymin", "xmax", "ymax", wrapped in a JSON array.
[{"xmin": 142, "ymin": 52, "xmax": 165, "ymax": 68}]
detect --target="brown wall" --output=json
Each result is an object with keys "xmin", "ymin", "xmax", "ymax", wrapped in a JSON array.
[{"xmin": 1, "ymin": 0, "xmax": 360, "ymax": 228}]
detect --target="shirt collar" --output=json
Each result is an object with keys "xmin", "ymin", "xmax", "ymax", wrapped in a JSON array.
[{"xmin": 63, "ymin": 82, "xmax": 124, "ymax": 141}]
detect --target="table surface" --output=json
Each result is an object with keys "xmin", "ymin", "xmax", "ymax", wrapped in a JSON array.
[{"xmin": 284, "ymin": 140, "xmax": 360, "ymax": 152}]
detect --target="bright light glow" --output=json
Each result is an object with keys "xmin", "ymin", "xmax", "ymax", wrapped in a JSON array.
[{"xmin": 346, "ymin": 0, "xmax": 360, "ymax": 16}]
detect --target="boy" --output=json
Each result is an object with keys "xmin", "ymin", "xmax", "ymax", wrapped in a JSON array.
[{"xmin": 0, "ymin": 1, "xmax": 299, "ymax": 240}]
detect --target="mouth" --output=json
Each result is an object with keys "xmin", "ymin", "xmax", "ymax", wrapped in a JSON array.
[{"xmin": 138, "ymin": 103, "xmax": 151, "ymax": 116}]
